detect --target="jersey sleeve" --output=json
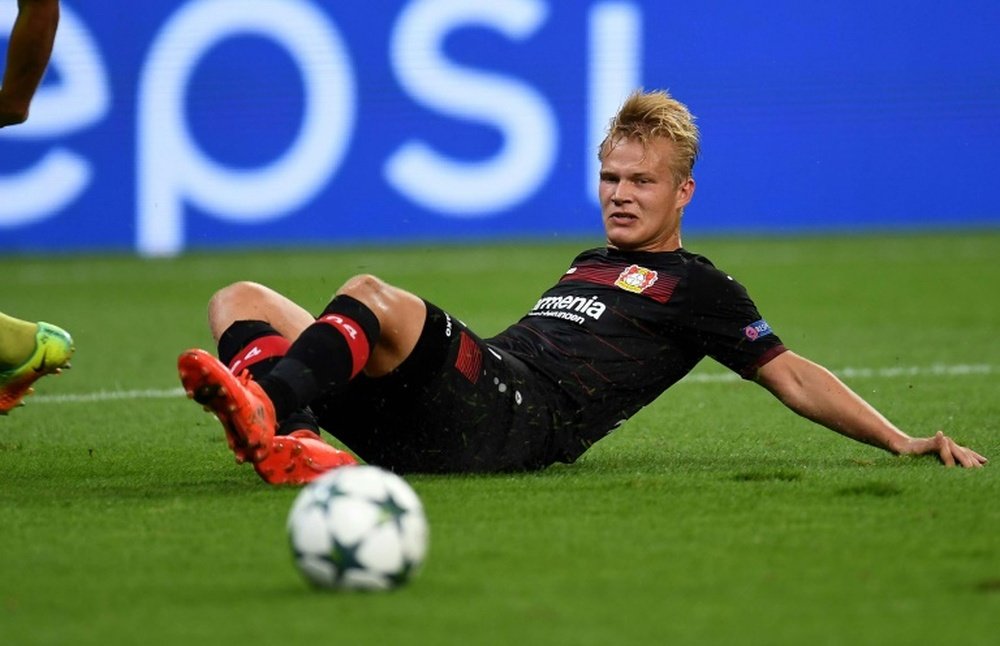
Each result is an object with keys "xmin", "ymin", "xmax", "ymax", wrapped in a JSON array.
[{"xmin": 681, "ymin": 262, "xmax": 786, "ymax": 378}]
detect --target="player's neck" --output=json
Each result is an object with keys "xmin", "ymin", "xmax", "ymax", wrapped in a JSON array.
[{"xmin": 606, "ymin": 234, "xmax": 683, "ymax": 254}]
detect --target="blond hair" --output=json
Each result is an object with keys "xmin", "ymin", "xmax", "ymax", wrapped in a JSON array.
[{"xmin": 599, "ymin": 89, "xmax": 700, "ymax": 185}]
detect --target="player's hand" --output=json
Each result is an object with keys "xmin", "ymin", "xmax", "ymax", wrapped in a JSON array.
[
  {"xmin": 0, "ymin": 92, "xmax": 30, "ymax": 128},
  {"xmin": 900, "ymin": 431, "xmax": 987, "ymax": 468}
]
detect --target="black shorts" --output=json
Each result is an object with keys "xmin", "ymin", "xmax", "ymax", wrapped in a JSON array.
[{"xmin": 311, "ymin": 302, "xmax": 561, "ymax": 474}]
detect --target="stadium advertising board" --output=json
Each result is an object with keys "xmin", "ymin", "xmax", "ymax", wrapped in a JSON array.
[{"xmin": 1, "ymin": 0, "xmax": 998, "ymax": 256}]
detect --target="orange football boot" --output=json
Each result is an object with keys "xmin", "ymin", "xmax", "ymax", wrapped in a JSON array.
[
  {"xmin": 178, "ymin": 349, "xmax": 275, "ymax": 463},
  {"xmin": 253, "ymin": 429, "xmax": 358, "ymax": 485}
]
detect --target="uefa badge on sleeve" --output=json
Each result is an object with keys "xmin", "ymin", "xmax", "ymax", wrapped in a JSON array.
[{"xmin": 743, "ymin": 319, "xmax": 773, "ymax": 341}]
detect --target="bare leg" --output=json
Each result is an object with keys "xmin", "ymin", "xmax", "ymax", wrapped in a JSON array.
[
  {"xmin": 207, "ymin": 275, "xmax": 427, "ymax": 378},
  {"xmin": 335, "ymin": 274, "xmax": 426, "ymax": 377},
  {"xmin": 207, "ymin": 281, "xmax": 314, "ymax": 342}
]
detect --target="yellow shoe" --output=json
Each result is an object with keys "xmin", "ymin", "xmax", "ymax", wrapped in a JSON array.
[{"xmin": 0, "ymin": 322, "xmax": 75, "ymax": 414}]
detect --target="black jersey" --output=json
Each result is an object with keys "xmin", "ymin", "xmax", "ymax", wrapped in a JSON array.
[{"xmin": 488, "ymin": 247, "xmax": 786, "ymax": 459}]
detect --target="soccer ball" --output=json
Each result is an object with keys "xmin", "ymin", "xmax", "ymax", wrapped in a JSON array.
[{"xmin": 287, "ymin": 465, "xmax": 429, "ymax": 591}]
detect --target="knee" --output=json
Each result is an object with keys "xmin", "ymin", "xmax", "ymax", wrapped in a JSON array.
[
  {"xmin": 209, "ymin": 281, "xmax": 266, "ymax": 311},
  {"xmin": 334, "ymin": 274, "xmax": 422, "ymax": 322},
  {"xmin": 336, "ymin": 274, "xmax": 390, "ymax": 305},
  {"xmin": 207, "ymin": 281, "xmax": 268, "ymax": 329}
]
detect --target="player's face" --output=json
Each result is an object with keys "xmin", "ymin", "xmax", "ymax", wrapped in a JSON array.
[{"xmin": 599, "ymin": 136, "xmax": 695, "ymax": 252}]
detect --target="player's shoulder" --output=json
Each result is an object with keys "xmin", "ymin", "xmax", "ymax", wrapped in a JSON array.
[
  {"xmin": 676, "ymin": 248, "xmax": 752, "ymax": 296},
  {"xmin": 677, "ymin": 248, "xmax": 725, "ymax": 276}
]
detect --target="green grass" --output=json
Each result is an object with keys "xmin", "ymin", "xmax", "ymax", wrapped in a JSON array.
[{"xmin": 2, "ymin": 231, "xmax": 998, "ymax": 645}]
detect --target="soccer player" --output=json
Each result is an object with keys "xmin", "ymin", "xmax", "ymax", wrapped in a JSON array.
[
  {"xmin": 178, "ymin": 89, "xmax": 987, "ymax": 484},
  {"xmin": 0, "ymin": 1, "xmax": 72, "ymax": 413},
  {"xmin": 0, "ymin": 0, "xmax": 59, "ymax": 127},
  {"xmin": 0, "ymin": 314, "xmax": 73, "ymax": 413}
]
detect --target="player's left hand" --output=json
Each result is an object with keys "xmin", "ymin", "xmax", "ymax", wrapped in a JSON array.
[
  {"xmin": 0, "ymin": 91, "xmax": 31, "ymax": 128},
  {"xmin": 901, "ymin": 431, "xmax": 987, "ymax": 468}
]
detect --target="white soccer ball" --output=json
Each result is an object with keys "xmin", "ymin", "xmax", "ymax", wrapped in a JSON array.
[{"xmin": 287, "ymin": 465, "xmax": 429, "ymax": 591}]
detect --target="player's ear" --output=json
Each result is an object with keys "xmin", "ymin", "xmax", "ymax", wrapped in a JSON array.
[{"xmin": 677, "ymin": 177, "xmax": 695, "ymax": 208}]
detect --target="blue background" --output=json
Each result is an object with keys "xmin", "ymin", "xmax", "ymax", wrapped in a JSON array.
[{"xmin": 1, "ymin": 0, "xmax": 998, "ymax": 256}]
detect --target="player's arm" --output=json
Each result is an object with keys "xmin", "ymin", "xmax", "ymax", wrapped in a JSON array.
[
  {"xmin": 754, "ymin": 350, "xmax": 987, "ymax": 468},
  {"xmin": 0, "ymin": 0, "xmax": 60, "ymax": 127}
]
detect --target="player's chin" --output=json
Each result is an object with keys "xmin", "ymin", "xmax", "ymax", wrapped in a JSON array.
[
  {"xmin": 605, "ymin": 229, "xmax": 642, "ymax": 250},
  {"xmin": 604, "ymin": 220, "xmax": 631, "ymax": 237}
]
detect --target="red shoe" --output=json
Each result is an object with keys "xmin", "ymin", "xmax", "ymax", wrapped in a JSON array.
[
  {"xmin": 253, "ymin": 429, "xmax": 358, "ymax": 485},
  {"xmin": 178, "ymin": 349, "xmax": 275, "ymax": 463}
]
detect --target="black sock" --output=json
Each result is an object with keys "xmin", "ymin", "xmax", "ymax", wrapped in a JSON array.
[
  {"xmin": 259, "ymin": 295, "xmax": 380, "ymax": 421},
  {"xmin": 217, "ymin": 320, "xmax": 288, "ymax": 379},
  {"xmin": 217, "ymin": 320, "xmax": 320, "ymax": 435},
  {"xmin": 278, "ymin": 407, "xmax": 322, "ymax": 436}
]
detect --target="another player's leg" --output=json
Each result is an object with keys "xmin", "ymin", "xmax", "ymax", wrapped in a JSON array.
[{"xmin": 0, "ymin": 314, "xmax": 74, "ymax": 414}]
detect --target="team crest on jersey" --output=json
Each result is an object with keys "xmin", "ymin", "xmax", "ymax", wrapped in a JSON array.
[{"xmin": 614, "ymin": 264, "xmax": 659, "ymax": 294}]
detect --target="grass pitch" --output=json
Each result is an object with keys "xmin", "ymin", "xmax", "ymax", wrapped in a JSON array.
[{"xmin": 2, "ymin": 231, "xmax": 998, "ymax": 645}]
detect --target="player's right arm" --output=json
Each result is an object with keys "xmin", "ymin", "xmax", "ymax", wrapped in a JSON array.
[
  {"xmin": 0, "ymin": 0, "xmax": 60, "ymax": 127},
  {"xmin": 754, "ymin": 350, "xmax": 987, "ymax": 468}
]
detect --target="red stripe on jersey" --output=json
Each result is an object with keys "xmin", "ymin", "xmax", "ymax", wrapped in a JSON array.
[
  {"xmin": 317, "ymin": 314, "xmax": 370, "ymax": 378},
  {"xmin": 561, "ymin": 262, "xmax": 680, "ymax": 303},
  {"xmin": 644, "ymin": 274, "xmax": 680, "ymax": 303},
  {"xmin": 455, "ymin": 331, "xmax": 482, "ymax": 383},
  {"xmin": 740, "ymin": 344, "xmax": 788, "ymax": 379},
  {"xmin": 228, "ymin": 335, "xmax": 290, "ymax": 374},
  {"xmin": 560, "ymin": 265, "xmax": 617, "ymax": 284}
]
